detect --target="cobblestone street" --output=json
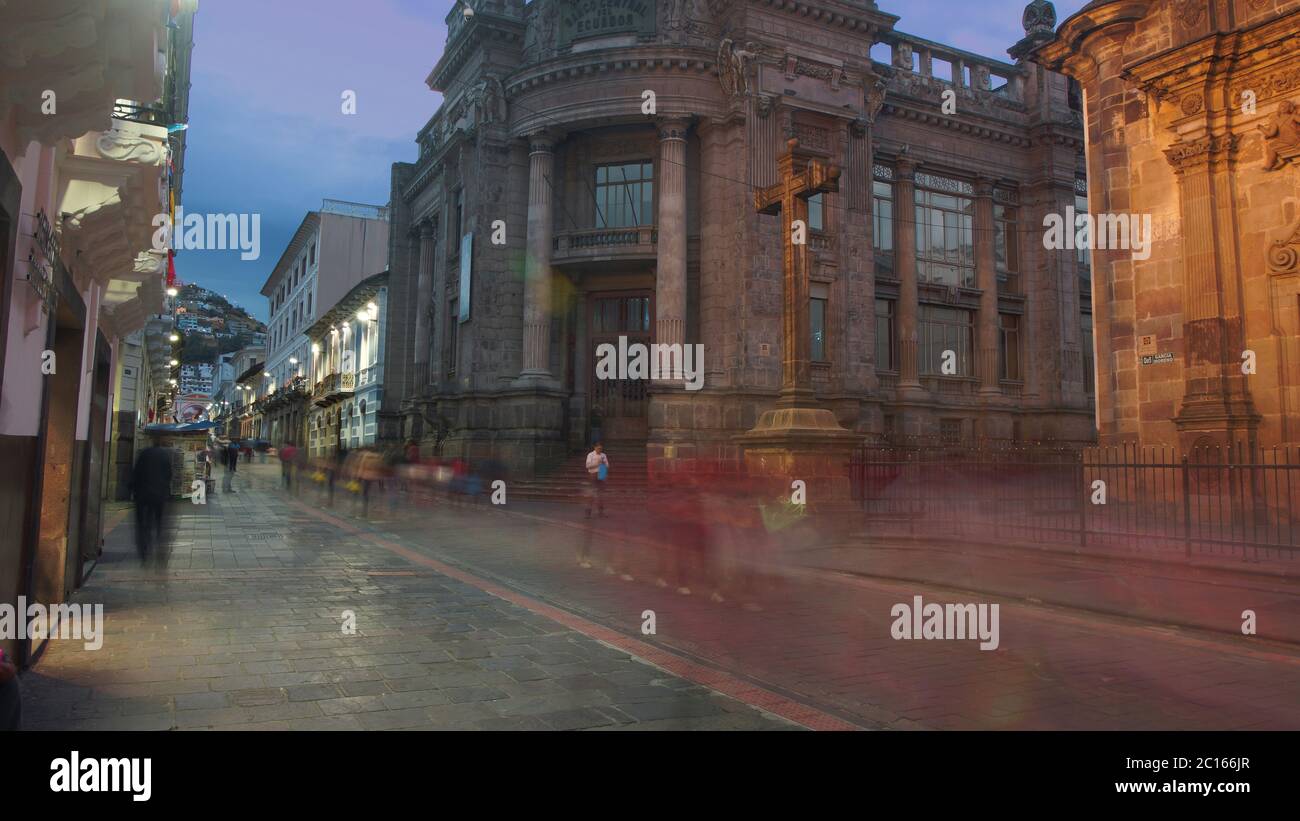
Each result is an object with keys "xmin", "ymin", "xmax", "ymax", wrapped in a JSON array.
[
  {"xmin": 19, "ymin": 463, "xmax": 1300, "ymax": 730},
  {"xmin": 18, "ymin": 465, "xmax": 797, "ymax": 731}
]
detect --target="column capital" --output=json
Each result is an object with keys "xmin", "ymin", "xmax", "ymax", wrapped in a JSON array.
[
  {"xmin": 894, "ymin": 154, "xmax": 918, "ymax": 178},
  {"xmin": 1163, "ymin": 133, "xmax": 1238, "ymax": 175},
  {"xmin": 526, "ymin": 130, "xmax": 557, "ymax": 154},
  {"xmin": 656, "ymin": 115, "xmax": 693, "ymax": 142},
  {"xmin": 973, "ymin": 176, "xmax": 996, "ymax": 198}
]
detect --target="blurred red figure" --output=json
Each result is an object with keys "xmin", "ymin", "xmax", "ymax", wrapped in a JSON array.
[{"xmin": 278, "ymin": 442, "xmax": 298, "ymax": 489}]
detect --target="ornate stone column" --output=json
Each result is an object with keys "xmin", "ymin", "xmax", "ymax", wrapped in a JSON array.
[
  {"xmin": 974, "ymin": 177, "xmax": 1001, "ymax": 395},
  {"xmin": 655, "ymin": 116, "xmax": 690, "ymax": 378},
  {"xmin": 412, "ymin": 222, "xmax": 434, "ymax": 391},
  {"xmin": 893, "ymin": 156, "xmax": 922, "ymax": 395},
  {"xmin": 519, "ymin": 131, "xmax": 555, "ymax": 380},
  {"xmin": 1165, "ymin": 133, "xmax": 1258, "ymax": 449}
]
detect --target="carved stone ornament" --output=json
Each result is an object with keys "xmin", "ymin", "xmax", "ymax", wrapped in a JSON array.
[
  {"xmin": 865, "ymin": 79, "xmax": 886, "ymax": 125},
  {"xmin": 1173, "ymin": 0, "xmax": 1206, "ymax": 28},
  {"xmin": 96, "ymin": 128, "xmax": 163, "ymax": 164},
  {"xmin": 893, "ymin": 42, "xmax": 913, "ymax": 71},
  {"xmin": 755, "ymin": 94, "xmax": 774, "ymax": 119},
  {"xmin": 1180, "ymin": 93, "xmax": 1204, "ymax": 116},
  {"xmin": 1260, "ymin": 98, "xmax": 1300, "ymax": 171},
  {"xmin": 1022, "ymin": 0, "xmax": 1057, "ymax": 36},
  {"xmin": 1163, "ymin": 133, "xmax": 1238, "ymax": 172},
  {"xmin": 717, "ymin": 37, "xmax": 752, "ymax": 100},
  {"xmin": 1269, "ymin": 219, "xmax": 1300, "ymax": 273}
]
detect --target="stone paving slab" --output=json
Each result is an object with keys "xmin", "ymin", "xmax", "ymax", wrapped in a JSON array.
[
  {"xmin": 17, "ymin": 470, "xmax": 797, "ymax": 731},
  {"xmin": 274, "ymin": 464, "xmax": 1300, "ymax": 730}
]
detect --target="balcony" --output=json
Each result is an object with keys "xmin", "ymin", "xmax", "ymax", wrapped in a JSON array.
[
  {"xmin": 551, "ymin": 227, "xmax": 657, "ymax": 267},
  {"xmin": 312, "ymin": 371, "xmax": 359, "ymax": 406},
  {"xmin": 313, "ymin": 373, "xmax": 339, "ymax": 404}
]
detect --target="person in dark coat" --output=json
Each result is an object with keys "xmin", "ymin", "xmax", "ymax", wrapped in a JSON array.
[
  {"xmin": 130, "ymin": 445, "xmax": 173, "ymax": 563},
  {"xmin": 223, "ymin": 440, "xmax": 240, "ymax": 493}
]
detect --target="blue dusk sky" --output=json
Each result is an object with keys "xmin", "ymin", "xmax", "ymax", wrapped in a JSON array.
[{"xmin": 177, "ymin": 0, "xmax": 1090, "ymax": 319}]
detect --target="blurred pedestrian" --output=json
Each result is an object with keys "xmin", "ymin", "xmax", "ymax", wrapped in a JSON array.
[
  {"xmin": 223, "ymin": 439, "xmax": 239, "ymax": 493},
  {"xmin": 130, "ymin": 444, "xmax": 173, "ymax": 564},
  {"xmin": 279, "ymin": 442, "xmax": 298, "ymax": 489},
  {"xmin": 585, "ymin": 442, "xmax": 609, "ymax": 519}
]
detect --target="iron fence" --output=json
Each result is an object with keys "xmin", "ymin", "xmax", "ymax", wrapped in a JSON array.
[{"xmin": 849, "ymin": 441, "xmax": 1300, "ymax": 561}]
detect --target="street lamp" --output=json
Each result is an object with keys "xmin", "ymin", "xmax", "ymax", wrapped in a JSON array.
[{"xmin": 169, "ymin": 333, "xmax": 179, "ymax": 342}]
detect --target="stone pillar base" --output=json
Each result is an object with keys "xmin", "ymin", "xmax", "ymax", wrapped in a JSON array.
[
  {"xmin": 511, "ymin": 372, "xmax": 561, "ymax": 391},
  {"xmin": 734, "ymin": 406, "xmax": 861, "ymax": 504},
  {"xmin": 1174, "ymin": 395, "xmax": 1260, "ymax": 453}
]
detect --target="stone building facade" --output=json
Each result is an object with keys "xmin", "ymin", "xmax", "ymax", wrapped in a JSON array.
[
  {"xmin": 1033, "ymin": 0, "xmax": 1300, "ymax": 452},
  {"xmin": 382, "ymin": 0, "xmax": 1096, "ymax": 476}
]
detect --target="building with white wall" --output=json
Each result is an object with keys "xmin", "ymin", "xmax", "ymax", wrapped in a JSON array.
[
  {"xmin": 306, "ymin": 272, "xmax": 388, "ymax": 458},
  {"xmin": 0, "ymin": 0, "xmax": 197, "ymax": 668},
  {"xmin": 260, "ymin": 199, "xmax": 389, "ymax": 449}
]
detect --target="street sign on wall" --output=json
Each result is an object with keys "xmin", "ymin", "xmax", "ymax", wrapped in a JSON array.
[{"xmin": 1140, "ymin": 352, "xmax": 1175, "ymax": 366}]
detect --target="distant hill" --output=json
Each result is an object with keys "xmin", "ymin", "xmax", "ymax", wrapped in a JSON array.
[{"xmin": 176, "ymin": 282, "xmax": 266, "ymax": 363}]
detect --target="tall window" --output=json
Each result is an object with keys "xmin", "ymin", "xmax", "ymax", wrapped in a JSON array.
[
  {"xmin": 915, "ymin": 178, "xmax": 975, "ymax": 287},
  {"xmin": 999, "ymin": 313, "xmax": 1021, "ymax": 381},
  {"xmin": 873, "ymin": 180, "xmax": 894, "ymax": 276},
  {"xmin": 446, "ymin": 298, "xmax": 458, "ymax": 375},
  {"xmin": 919, "ymin": 305, "xmax": 973, "ymax": 376},
  {"xmin": 874, "ymin": 298, "xmax": 896, "ymax": 372},
  {"xmin": 594, "ymin": 295, "xmax": 650, "ymax": 333},
  {"xmin": 1075, "ymin": 185, "xmax": 1091, "ymax": 283},
  {"xmin": 309, "ymin": 240, "xmax": 316, "ymax": 267},
  {"xmin": 810, "ymin": 284, "xmax": 829, "ymax": 362},
  {"xmin": 994, "ymin": 202, "xmax": 1019, "ymax": 292},
  {"xmin": 808, "ymin": 193, "xmax": 824, "ymax": 232},
  {"xmin": 451, "ymin": 189, "xmax": 464, "ymax": 248},
  {"xmin": 595, "ymin": 162, "xmax": 653, "ymax": 228},
  {"xmin": 1081, "ymin": 312, "xmax": 1095, "ymax": 394}
]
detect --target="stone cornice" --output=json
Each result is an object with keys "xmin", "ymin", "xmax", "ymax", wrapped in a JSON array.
[
  {"xmin": 880, "ymin": 102, "xmax": 1032, "ymax": 147},
  {"xmin": 504, "ymin": 46, "xmax": 716, "ymax": 99},
  {"xmin": 428, "ymin": 12, "xmax": 526, "ymax": 93},
  {"xmin": 750, "ymin": 0, "xmax": 899, "ymax": 38},
  {"xmin": 1030, "ymin": 1, "xmax": 1153, "ymax": 77}
]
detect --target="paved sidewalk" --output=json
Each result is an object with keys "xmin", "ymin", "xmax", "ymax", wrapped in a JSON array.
[
  {"xmin": 501, "ymin": 496, "xmax": 1300, "ymax": 645},
  {"xmin": 17, "ymin": 469, "xmax": 797, "ymax": 731},
  {"xmin": 282, "ymin": 466, "xmax": 1300, "ymax": 730}
]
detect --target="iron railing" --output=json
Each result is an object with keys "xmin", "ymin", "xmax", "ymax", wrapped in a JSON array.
[{"xmin": 849, "ymin": 441, "xmax": 1300, "ymax": 561}]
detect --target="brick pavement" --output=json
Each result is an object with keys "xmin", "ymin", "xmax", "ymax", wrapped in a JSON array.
[{"xmin": 17, "ymin": 468, "xmax": 799, "ymax": 731}]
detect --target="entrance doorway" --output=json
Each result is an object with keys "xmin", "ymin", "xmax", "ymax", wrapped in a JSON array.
[{"xmin": 588, "ymin": 290, "xmax": 652, "ymax": 442}]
